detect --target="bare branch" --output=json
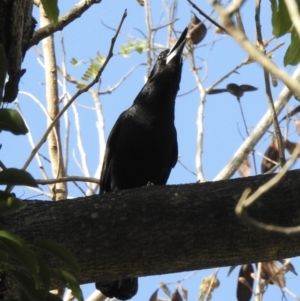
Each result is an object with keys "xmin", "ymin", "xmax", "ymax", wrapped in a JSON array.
[
  {"xmin": 211, "ymin": 0, "xmax": 300, "ymax": 98},
  {"xmin": 28, "ymin": 0, "xmax": 102, "ymax": 48},
  {"xmin": 21, "ymin": 10, "xmax": 127, "ymax": 172},
  {"xmin": 40, "ymin": 5, "xmax": 67, "ymax": 200},
  {"xmin": 255, "ymin": 0, "xmax": 286, "ymax": 168},
  {"xmin": 36, "ymin": 176, "xmax": 99, "ymax": 185},
  {"xmin": 236, "ymin": 143, "xmax": 300, "ymax": 234},
  {"xmin": 214, "ymin": 65, "xmax": 300, "ymax": 180}
]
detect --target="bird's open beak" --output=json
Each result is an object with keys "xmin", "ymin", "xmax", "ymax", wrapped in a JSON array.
[{"xmin": 166, "ymin": 27, "xmax": 188, "ymax": 65}]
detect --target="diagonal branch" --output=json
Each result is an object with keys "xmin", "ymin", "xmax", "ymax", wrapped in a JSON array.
[
  {"xmin": 22, "ymin": 10, "xmax": 127, "ymax": 172},
  {"xmin": 28, "ymin": 0, "xmax": 102, "ymax": 48}
]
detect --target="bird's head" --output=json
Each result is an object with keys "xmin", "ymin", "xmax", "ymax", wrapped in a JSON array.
[{"xmin": 148, "ymin": 27, "xmax": 188, "ymax": 81}]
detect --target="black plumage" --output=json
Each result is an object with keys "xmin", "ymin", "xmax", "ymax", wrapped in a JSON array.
[{"xmin": 96, "ymin": 27, "xmax": 187, "ymax": 300}]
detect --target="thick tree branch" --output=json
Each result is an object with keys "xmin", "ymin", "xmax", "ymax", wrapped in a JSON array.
[{"xmin": 4, "ymin": 170, "xmax": 300, "ymax": 285}]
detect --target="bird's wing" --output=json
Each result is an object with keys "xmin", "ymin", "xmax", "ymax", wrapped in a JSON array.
[{"xmin": 99, "ymin": 112, "xmax": 126, "ymax": 193}]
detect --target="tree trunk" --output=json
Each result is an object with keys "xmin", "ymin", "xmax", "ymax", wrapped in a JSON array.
[{"xmin": 3, "ymin": 170, "xmax": 300, "ymax": 285}]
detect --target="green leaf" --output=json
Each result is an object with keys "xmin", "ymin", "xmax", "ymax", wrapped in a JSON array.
[
  {"xmin": 0, "ymin": 231, "xmax": 39, "ymax": 279},
  {"xmin": 0, "ymin": 44, "xmax": 8, "ymax": 97},
  {"xmin": 0, "ymin": 196, "xmax": 26, "ymax": 216},
  {"xmin": 0, "ymin": 230, "xmax": 25, "ymax": 246},
  {"xmin": 82, "ymin": 62, "xmax": 99, "ymax": 81},
  {"xmin": 284, "ymin": 28, "xmax": 300, "ymax": 66},
  {"xmin": 96, "ymin": 51, "xmax": 105, "ymax": 65},
  {"xmin": 40, "ymin": 0, "xmax": 59, "ymax": 24},
  {"xmin": 0, "ymin": 109, "xmax": 28, "ymax": 135},
  {"xmin": 271, "ymin": 0, "xmax": 292, "ymax": 37},
  {"xmin": 9, "ymin": 269, "xmax": 45, "ymax": 301},
  {"xmin": 76, "ymin": 83, "xmax": 86, "ymax": 89},
  {"xmin": 0, "ymin": 168, "xmax": 38, "ymax": 187},
  {"xmin": 0, "ymin": 249, "xmax": 8, "ymax": 264},
  {"xmin": 70, "ymin": 58, "xmax": 82, "ymax": 66},
  {"xmin": 36, "ymin": 256, "xmax": 51, "ymax": 291},
  {"xmin": 51, "ymin": 269, "xmax": 83, "ymax": 301},
  {"xmin": 34, "ymin": 240, "xmax": 80, "ymax": 274}
]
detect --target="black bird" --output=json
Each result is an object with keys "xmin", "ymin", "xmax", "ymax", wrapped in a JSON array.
[{"xmin": 96, "ymin": 27, "xmax": 188, "ymax": 300}]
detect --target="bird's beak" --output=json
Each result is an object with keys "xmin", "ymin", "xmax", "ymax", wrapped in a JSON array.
[{"xmin": 166, "ymin": 27, "xmax": 188, "ymax": 65}]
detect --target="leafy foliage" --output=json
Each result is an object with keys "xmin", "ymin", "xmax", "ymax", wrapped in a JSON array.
[
  {"xmin": 120, "ymin": 40, "xmax": 147, "ymax": 58},
  {"xmin": 270, "ymin": 0, "xmax": 300, "ymax": 65},
  {"xmin": 80, "ymin": 51, "xmax": 105, "ymax": 84},
  {"xmin": 0, "ymin": 169, "xmax": 38, "ymax": 187},
  {"xmin": 0, "ymin": 104, "xmax": 82, "ymax": 301},
  {"xmin": 0, "ymin": 109, "xmax": 28, "ymax": 135},
  {"xmin": 40, "ymin": 0, "xmax": 59, "ymax": 24}
]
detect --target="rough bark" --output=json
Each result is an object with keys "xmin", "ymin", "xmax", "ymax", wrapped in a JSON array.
[
  {"xmin": 0, "ymin": 0, "xmax": 34, "ymax": 102},
  {"xmin": 3, "ymin": 170, "xmax": 300, "ymax": 285}
]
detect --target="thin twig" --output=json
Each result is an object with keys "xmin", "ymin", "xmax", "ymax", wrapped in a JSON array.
[
  {"xmin": 21, "ymin": 10, "xmax": 127, "ymax": 172},
  {"xmin": 186, "ymin": 51, "xmax": 206, "ymax": 181},
  {"xmin": 211, "ymin": 0, "xmax": 300, "ymax": 99},
  {"xmin": 60, "ymin": 32, "xmax": 71, "ymax": 172},
  {"xmin": 144, "ymin": 0, "xmax": 154, "ymax": 77},
  {"xmin": 36, "ymin": 176, "xmax": 99, "ymax": 185},
  {"xmin": 237, "ymin": 99, "xmax": 258, "ymax": 175},
  {"xmin": 214, "ymin": 65, "xmax": 300, "ymax": 180},
  {"xmin": 255, "ymin": 0, "xmax": 286, "ymax": 168},
  {"xmin": 28, "ymin": 0, "xmax": 102, "ymax": 48},
  {"xmin": 205, "ymin": 58, "xmax": 250, "ymax": 93},
  {"xmin": 235, "ymin": 142, "xmax": 300, "ymax": 234},
  {"xmin": 187, "ymin": 0, "xmax": 227, "ymax": 33}
]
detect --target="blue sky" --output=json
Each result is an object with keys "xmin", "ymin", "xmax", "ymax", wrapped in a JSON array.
[{"xmin": 2, "ymin": 0, "xmax": 300, "ymax": 300}]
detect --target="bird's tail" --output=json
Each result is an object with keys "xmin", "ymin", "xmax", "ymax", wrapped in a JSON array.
[{"xmin": 96, "ymin": 278, "xmax": 138, "ymax": 300}]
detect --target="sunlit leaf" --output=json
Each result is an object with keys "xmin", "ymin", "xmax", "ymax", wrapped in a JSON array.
[
  {"xmin": 76, "ymin": 83, "xmax": 86, "ymax": 89},
  {"xmin": 0, "ymin": 109, "xmax": 28, "ymax": 135},
  {"xmin": 9, "ymin": 269, "xmax": 44, "ymax": 301},
  {"xmin": 40, "ymin": 0, "xmax": 59, "ymax": 24},
  {"xmin": 0, "ymin": 168, "xmax": 38, "ymax": 187},
  {"xmin": 70, "ymin": 58, "xmax": 82, "ymax": 66},
  {"xmin": 271, "ymin": 0, "xmax": 292, "ymax": 37},
  {"xmin": 82, "ymin": 62, "xmax": 99, "ymax": 81},
  {"xmin": 34, "ymin": 240, "xmax": 80, "ymax": 274}
]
